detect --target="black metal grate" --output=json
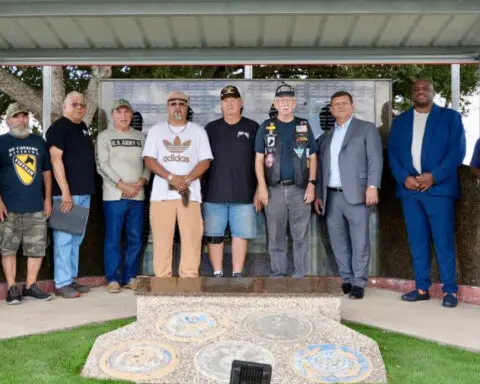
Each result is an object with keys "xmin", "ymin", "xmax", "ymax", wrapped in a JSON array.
[{"xmin": 230, "ymin": 360, "xmax": 272, "ymax": 384}]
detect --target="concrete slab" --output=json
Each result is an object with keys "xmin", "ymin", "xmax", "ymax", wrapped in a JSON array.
[
  {"xmin": 341, "ymin": 288, "xmax": 480, "ymax": 352},
  {"xmin": 1, "ymin": 285, "xmax": 479, "ymax": 354}
]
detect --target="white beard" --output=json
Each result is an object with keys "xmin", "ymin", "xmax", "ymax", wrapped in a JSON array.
[{"xmin": 9, "ymin": 124, "xmax": 30, "ymax": 138}]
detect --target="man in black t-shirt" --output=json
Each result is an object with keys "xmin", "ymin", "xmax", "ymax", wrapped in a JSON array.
[
  {"xmin": 202, "ymin": 86, "xmax": 261, "ymax": 277},
  {"xmin": 46, "ymin": 91, "xmax": 96, "ymax": 299},
  {"xmin": 0, "ymin": 103, "xmax": 53, "ymax": 304}
]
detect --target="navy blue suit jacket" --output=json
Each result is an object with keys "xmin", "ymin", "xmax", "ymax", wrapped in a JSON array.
[{"xmin": 387, "ymin": 104, "xmax": 466, "ymax": 199}]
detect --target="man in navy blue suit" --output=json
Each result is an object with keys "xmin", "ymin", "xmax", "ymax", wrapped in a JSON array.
[{"xmin": 388, "ymin": 79, "xmax": 466, "ymax": 308}]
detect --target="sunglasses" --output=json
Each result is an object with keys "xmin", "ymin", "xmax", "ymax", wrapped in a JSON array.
[{"xmin": 71, "ymin": 102, "xmax": 86, "ymax": 109}]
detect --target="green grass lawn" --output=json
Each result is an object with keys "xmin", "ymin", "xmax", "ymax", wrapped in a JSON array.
[{"xmin": 0, "ymin": 318, "xmax": 478, "ymax": 384}]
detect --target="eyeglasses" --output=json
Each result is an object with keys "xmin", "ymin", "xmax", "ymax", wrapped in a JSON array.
[
  {"xmin": 168, "ymin": 101, "xmax": 187, "ymax": 107},
  {"xmin": 71, "ymin": 102, "xmax": 86, "ymax": 109}
]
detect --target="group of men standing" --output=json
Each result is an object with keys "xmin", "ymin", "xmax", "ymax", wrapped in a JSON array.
[{"xmin": 0, "ymin": 78, "xmax": 466, "ymax": 309}]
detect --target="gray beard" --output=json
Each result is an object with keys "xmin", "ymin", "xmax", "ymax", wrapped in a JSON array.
[{"xmin": 9, "ymin": 126, "xmax": 30, "ymax": 138}]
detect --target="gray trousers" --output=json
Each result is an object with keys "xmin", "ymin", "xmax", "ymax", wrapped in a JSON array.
[
  {"xmin": 264, "ymin": 185, "xmax": 311, "ymax": 278},
  {"xmin": 326, "ymin": 190, "xmax": 370, "ymax": 288}
]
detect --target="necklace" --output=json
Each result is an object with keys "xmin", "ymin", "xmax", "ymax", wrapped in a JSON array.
[{"xmin": 168, "ymin": 122, "xmax": 188, "ymax": 135}]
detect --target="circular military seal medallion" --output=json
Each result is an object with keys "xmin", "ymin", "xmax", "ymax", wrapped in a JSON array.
[
  {"xmin": 195, "ymin": 341, "xmax": 275, "ymax": 382},
  {"xmin": 99, "ymin": 340, "xmax": 178, "ymax": 381},
  {"xmin": 156, "ymin": 310, "xmax": 229, "ymax": 342},
  {"xmin": 242, "ymin": 311, "xmax": 313, "ymax": 342},
  {"xmin": 292, "ymin": 344, "xmax": 372, "ymax": 383}
]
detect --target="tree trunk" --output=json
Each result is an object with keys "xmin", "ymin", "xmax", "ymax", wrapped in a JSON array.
[
  {"xmin": 0, "ymin": 69, "xmax": 43, "ymax": 119},
  {"xmin": 84, "ymin": 66, "xmax": 112, "ymax": 126},
  {"xmin": 0, "ymin": 65, "xmax": 112, "ymax": 129},
  {"xmin": 51, "ymin": 66, "xmax": 65, "ymax": 122}
]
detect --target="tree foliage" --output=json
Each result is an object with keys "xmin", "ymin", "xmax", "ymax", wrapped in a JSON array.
[{"xmin": 1, "ymin": 64, "xmax": 478, "ymax": 128}]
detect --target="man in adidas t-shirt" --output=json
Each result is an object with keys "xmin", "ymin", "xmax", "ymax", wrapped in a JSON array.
[{"xmin": 143, "ymin": 91, "xmax": 213, "ymax": 277}]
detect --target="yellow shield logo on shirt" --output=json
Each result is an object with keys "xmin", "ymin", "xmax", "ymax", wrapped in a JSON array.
[{"xmin": 13, "ymin": 154, "xmax": 37, "ymax": 185}]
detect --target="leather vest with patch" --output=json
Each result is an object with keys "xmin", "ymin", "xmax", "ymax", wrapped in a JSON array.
[{"xmin": 263, "ymin": 117, "xmax": 311, "ymax": 188}]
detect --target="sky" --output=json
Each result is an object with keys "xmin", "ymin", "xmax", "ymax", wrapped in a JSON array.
[{"xmin": 462, "ymin": 92, "xmax": 480, "ymax": 165}]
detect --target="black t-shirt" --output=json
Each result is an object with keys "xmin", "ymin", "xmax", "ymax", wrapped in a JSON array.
[
  {"xmin": 0, "ymin": 133, "xmax": 52, "ymax": 213},
  {"xmin": 202, "ymin": 117, "xmax": 258, "ymax": 203},
  {"xmin": 46, "ymin": 117, "xmax": 96, "ymax": 196}
]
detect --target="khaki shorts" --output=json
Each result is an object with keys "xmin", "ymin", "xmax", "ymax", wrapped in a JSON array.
[{"xmin": 0, "ymin": 211, "xmax": 47, "ymax": 257}]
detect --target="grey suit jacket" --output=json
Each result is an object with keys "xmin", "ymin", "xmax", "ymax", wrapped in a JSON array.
[{"xmin": 316, "ymin": 117, "xmax": 383, "ymax": 214}]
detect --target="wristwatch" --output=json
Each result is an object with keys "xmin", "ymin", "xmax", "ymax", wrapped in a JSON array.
[
  {"xmin": 309, "ymin": 179, "xmax": 316, "ymax": 185},
  {"xmin": 167, "ymin": 174, "xmax": 173, "ymax": 182}
]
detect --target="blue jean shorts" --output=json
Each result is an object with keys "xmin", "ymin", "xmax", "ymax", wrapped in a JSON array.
[{"xmin": 202, "ymin": 202, "xmax": 257, "ymax": 239}]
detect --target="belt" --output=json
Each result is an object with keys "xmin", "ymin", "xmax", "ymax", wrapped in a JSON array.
[
  {"xmin": 279, "ymin": 180, "xmax": 295, "ymax": 186},
  {"xmin": 327, "ymin": 187, "xmax": 343, "ymax": 192}
]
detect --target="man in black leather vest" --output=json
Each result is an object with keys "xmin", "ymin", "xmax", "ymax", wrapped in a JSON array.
[{"xmin": 254, "ymin": 84, "xmax": 318, "ymax": 278}]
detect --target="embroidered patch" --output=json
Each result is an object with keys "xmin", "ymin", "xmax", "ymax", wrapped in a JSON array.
[
  {"xmin": 265, "ymin": 153, "xmax": 275, "ymax": 168},
  {"xmin": 266, "ymin": 136, "xmax": 276, "ymax": 148},
  {"xmin": 294, "ymin": 148, "xmax": 304, "ymax": 158},
  {"xmin": 296, "ymin": 125, "xmax": 308, "ymax": 133}
]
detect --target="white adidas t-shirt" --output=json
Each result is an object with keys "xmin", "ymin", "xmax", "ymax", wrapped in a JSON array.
[{"xmin": 142, "ymin": 121, "xmax": 213, "ymax": 202}]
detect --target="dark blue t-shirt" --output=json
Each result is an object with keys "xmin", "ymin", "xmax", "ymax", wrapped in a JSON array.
[
  {"xmin": 254, "ymin": 118, "xmax": 317, "ymax": 180},
  {"xmin": 471, "ymin": 138, "xmax": 480, "ymax": 169},
  {"xmin": 0, "ymin": 133, "xmax": 52, "ymax": 213}
]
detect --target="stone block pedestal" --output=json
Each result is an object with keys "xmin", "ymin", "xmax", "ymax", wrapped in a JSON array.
[{"xmin": 82, "ymin": 277, "xmax": 387, "ymax": 383}]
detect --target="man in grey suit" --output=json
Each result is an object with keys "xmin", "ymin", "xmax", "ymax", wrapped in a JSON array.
[{"xmin": 314, "ymin": 91, "xmax": 383, "ymax": 299}]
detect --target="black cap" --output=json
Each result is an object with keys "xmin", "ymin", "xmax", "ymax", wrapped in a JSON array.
[
  {"xmin": 220, "ymin": 85, "xmax": 241, "ymax": 100},
  {"xmin": 275, "ymin": 84, "xmax": 295, "ymax": 97}
]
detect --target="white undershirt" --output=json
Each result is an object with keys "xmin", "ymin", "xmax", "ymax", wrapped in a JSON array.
[{"xmin": 411, "ymin": 110, "xmax": 429, "ymax": 174}]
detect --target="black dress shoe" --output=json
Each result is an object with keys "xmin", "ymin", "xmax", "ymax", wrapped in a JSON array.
[
  {"xmin": 349, "ymin": 286, "xmax": 364, "ymax": 300},
  {"xmin": 442, "ymin": 293, "xmax": 458, "ymax": 308},
  {"xmin": 401, "ymin": 289, "xmax": 430, "ymax": 302},
  {"xmin": 341, "ymin": 283, "xmax": 352, "ymax": 294}
]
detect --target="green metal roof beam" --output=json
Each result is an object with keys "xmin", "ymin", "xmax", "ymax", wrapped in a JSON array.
[
  {"xmin": 0, "ymin": 0, "xmax": 479, "ymax": 17},
  {"xmin": 0, "ymin": 46, "xmax": 478, "ymax": 65}
]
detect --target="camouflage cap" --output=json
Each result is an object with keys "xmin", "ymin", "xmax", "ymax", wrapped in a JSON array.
[
  {"xmin": 5, "ymin": 103, "xmax": 29, "ymax": 119},
  {"xmin": 111, "ymin": 98, "xmax": 132, "ymax": 112}
]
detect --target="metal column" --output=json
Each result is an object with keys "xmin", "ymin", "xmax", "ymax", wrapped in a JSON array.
[
  {"xmin": 42, "ymin": 66, "xmax": 52, "ymax": 137},
  {"xmin": 451, "ymin": 64, "xmax": 460, "ymax": 111},
  {"xmin": 244, "ymin": 65, "xmax": 253, "ymax": 79}
]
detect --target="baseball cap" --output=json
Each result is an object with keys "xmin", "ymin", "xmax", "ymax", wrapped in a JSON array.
[
  {"xmin": 111, "ymin": 98, "xmax": 132, "ymax": 113},
  {"xmin": 220, "ymin": 85, "xmax": 241, "ymax": 100},
  {"xmin": 275, "ymin": 84, "xmax": 295, "ymax": 98},
  {"xmin": 167, "ymin": 91, "xmax": 189, "ymax": 104},
  {"xmin": 5, "ymin": 103, "xmax": 29, "ymax": 119}
]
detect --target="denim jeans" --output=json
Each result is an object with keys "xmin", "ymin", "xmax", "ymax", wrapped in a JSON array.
[
  {"xmin": 53, "ymin": 195, "xmax": 91, "ymax": 289},
  {"xmin": 103, "ymin": 199, "xmax": 144, "ymax": 284}
]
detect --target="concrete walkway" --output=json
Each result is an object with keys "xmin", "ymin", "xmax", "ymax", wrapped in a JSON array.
[{"xmin": 0, "ymin": 287, "xmax": 479, "ymax": 352}]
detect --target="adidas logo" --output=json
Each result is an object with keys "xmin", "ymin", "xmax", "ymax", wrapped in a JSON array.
[
  {"xmin": 163, "ymin": 136, "xmax": 191, "ymax": 153},
  {"xmin": 163, "ymin": 136, "xmax": 191, "ymax": 163}
]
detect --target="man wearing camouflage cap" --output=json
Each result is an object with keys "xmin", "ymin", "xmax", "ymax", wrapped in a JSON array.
[
  {"xmin": 0, "ymin": 103, "xmax": 53, "ymax": 304},
  {"xmin": 96, "ymin": 99, "xmax": 150, "ymax": 293}
]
